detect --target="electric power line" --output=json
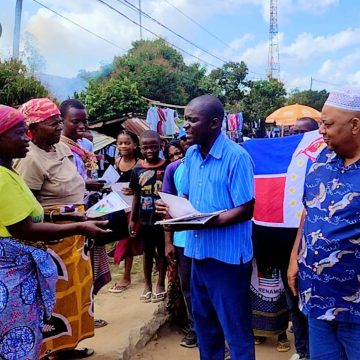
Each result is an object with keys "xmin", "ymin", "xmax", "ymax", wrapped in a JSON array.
[
  {"xmin": 32, "ymin": 0, "xmax": 266, "ymax": 76},
  {"xmin": 95, "ymin": 0, "xmax": 218, "ymax": 68},
  {"xmin": 163, "ymin": 0, "xmax": 267, "ymax": 78},
  {"xmin": 110, "ymin": 0, "xmax": 267, "ymax": 77},
  {"xmin": 115, "ymin": 0, "xmax": 228, "ymax": 64},
  {"xmin": 312, "ymin": 78, "xmax": 342, "ymax": 87},
  {"xmin": 163, "ymin": 0, "xmax": 230, "ymax": 48},
  {"xmin": 32, "ymin": 0, "xmax": 126, "ymax": 51}
]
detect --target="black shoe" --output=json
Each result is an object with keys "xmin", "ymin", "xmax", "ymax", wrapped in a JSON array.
[{"xmin": 180, "ymin": 331, "xmax": 197, "ymax": 348}]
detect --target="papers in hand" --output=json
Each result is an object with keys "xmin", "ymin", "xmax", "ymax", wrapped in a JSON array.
[
  {"xmin": 111, "ymin": 182, "xmax": 133, "ymax": 209},
  {"xmin": 155, "ymin": 192, "xmax": 225, "ymax": 226},
  {"xmin": 100, "ymin": 165, "xmax": 120, "ymax": 185},
  {"xmin": 86, "ymin": 192, "xmax": 130, "ymax": 218}
]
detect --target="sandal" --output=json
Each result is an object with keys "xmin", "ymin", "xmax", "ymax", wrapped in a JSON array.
[
  {"xmin": 276, "ymin": 339, "xmax": 291, "ymax": 352},
  {"xmin": 57, "ymin": 347, "xmax": 94, "ymax": 359},
  {"xmin": 140, "ymin": 291, "xmax": 152, "ymax": 303},
  {"xmin": 151, "ymin": 291, "xmax": 166, "ymax": 303},
  {"xmin": 94, "ymin": 319, "xmax": 108, "ymax": 328},
  {"xmin": 254, "ymin": 336, "xmax": 266, "ymax": 345},
  {"xmin": 108, "ymin": 283, "xmax": 130, "ymax": 293}
]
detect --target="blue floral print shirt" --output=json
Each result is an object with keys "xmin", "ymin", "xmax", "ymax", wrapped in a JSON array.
[{"xmin": 298, "ymin": 149, "xmax": 360, "ymax": 323}]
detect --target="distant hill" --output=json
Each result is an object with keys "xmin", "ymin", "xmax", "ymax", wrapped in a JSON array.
[{"xmin": 37, "ymin": 73, "xmax": 87, "ymax": 100}]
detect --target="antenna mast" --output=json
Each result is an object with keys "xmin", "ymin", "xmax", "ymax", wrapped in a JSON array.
[{"xmin": 267, "ymin": 0, "xmax": 280, "ymax": 79}]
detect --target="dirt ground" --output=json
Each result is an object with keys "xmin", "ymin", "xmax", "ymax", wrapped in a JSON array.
[
  {"xmin": 82, "ymin": 256, "xmax": 296, "ymax": 360},
  {"xmin": 131, "ymin": 323, "xmax": 295, "ymax": 360}
]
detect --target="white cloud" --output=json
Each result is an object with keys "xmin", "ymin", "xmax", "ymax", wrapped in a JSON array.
[
  {"xmin": 317, "ymin": 50, "xmax": 360, "ymax": 88},
  {"xmin": 238, "ymin": 40, "xmax": 268, "ymax": 68},
  {"xmin": 282, "ymin": 28, "xmax": 360, "ymax": 61},
  {"xmin": 23, "ymin": 3, "xmax": 143, "ymax": 76},
  {"xmin": 297, "ymin": 0, "xmax": 339, "ymax": 13},
  {"xmin": 284, "ymin": 75, "xmax": 312, "ymax": 91},
  {"xmin": 228, "ymin": 34, "xmax": 254, "ymax": 51},
  {"xmin": 21, "ymin": 0, "xmax": 266, "ymax": 76},
  {"xmin": 0, "ymin": 0, "xmax": 356, "ymax": 93},
  {"xmin": 259, "ymin": 0, "xmax": 338, "ymax": 24}
]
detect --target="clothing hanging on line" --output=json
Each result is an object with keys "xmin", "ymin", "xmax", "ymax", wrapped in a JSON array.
[
  {"xmin": 146, "ymin": 106, "xmax": 159, "ymax": 132},
  {"xmin": 224, "ymin": 112, "xmax": 244, "ymax": 141},
  {"xmin": 146, "ymin": 105, "xmax": 177, "ymax": 136}
]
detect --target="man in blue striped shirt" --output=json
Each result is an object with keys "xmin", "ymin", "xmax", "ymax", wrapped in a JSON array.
[{"xmin": 169, "ymin": 95, "xmax": 255, "ymax": 360}]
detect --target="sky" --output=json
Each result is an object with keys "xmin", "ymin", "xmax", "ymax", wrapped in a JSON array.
[{"xmin": 1, "ymin": 0, "xmax": 360, "ymax": 93}]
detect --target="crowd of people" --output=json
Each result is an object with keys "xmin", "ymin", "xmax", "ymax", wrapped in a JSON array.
[{"xmin": 0, "ymin": 89, "xmax": 359, "ymax": 360}]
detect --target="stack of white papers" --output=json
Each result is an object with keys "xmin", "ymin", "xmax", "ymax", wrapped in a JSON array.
[
  {"xmin": 100, "ymin": 165, "xmax": 120, "ymax": 185},
  {"xmin": 111, "ymin": 182, "xmax": 133, "ymax": 209},
  {"xmin": 155, "ymin": 192, "xmax": 225, "ymax": 226},
  {"xmin": 86, "ymin": 192, "xmax": 131, "ymax": 218}
]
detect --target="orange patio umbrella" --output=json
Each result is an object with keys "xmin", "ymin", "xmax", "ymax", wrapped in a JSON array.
[{"xmin": 265, "ymin": 104, "xmax": 321, "ymax": 126}]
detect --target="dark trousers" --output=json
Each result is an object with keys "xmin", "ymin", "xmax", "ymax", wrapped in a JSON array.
[
  {"xmin": 191, "ymin": 258, "xmax": 255, "ymax": 360},
  {"xmin": 175, "ymin": 246, "xmax": 193, "ymax": 327},
  {"xmin": 252, "ymin": 224, "xmax": 309, "ymax": 358},
  {"xmin": 280, "ymin": 265, "xmax": 309, "ymax": 358}
]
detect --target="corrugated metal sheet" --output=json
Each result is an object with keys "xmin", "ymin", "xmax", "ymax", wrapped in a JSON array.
[
  {"xmin": 122, "ymin": 117, "xmax": 150, "ymax": 137},
  {"xmin": 90, "ymin": 130, "xmax": 116, "ymax": 152}
]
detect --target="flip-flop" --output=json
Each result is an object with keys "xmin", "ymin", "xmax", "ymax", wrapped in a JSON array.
[
  {"xmin": 94, "ymin": 319, "xmax": 108, "ymax": 328},
  {"xmin": 108, "ymin": 283, "xmax": 130, "ymax": 293},
  {"xmin": 140, "ymin": 291, "xmax": 152, "ymax": 303},
  {"xmin": 276, "ymin": 339, "xmax": 291, "ymax": 352},
  {"xmin": 151, "ymin": 291, "xmax": 166, "ymax": 303},
  {"xmin": 254, "ymin": 336, "xmax": 266, "ymax": 345}
]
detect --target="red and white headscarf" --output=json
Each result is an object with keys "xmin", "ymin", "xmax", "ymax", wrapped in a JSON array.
[
  {"xmin": 0, "ymin": 105, "xmax": 26, "ymax": 135},
  {"xmin": 19, "ymin": 98, "xmax": 60, "ymax": 125}
]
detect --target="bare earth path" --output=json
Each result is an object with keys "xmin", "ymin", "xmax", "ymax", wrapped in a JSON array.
[
  {"xmin": 131, "ymin": 323, "xmax": 294, "ymax": 360},
  {"xmin": 80, "ymin": 259, "xmax": 295, "ymax": 360}
]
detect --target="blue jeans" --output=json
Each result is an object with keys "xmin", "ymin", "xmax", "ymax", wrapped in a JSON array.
[
  {"xmin": 191, "ymin": 258, "xmax": 255, "ymax": 360},
  {"xmin": 309, "ymin": 317, "xmax": 360, "ymax": 360}
]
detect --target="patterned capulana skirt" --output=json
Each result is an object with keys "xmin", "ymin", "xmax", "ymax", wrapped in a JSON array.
[{"xmin": 0, "ymin": 237, "xmax": 57, "ymax": 360}]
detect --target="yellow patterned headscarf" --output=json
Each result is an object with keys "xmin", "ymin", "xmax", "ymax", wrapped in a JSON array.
[{"xmin": 19, "ymin": 98, "xmax": 60, "ymax": 125}]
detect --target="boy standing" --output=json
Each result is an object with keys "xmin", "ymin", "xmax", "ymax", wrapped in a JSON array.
[{"xmin": 129, "ymin": 130, "xmax": 167, "ymax": 303}]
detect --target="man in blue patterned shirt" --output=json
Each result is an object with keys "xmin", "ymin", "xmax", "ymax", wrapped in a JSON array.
[
  {"xmin": 160, "ymin": 95, "xmax": 255, "ymax": 360},
  {"xmin": 288, "ymin": 90, "xmax": 360, "ymax": 360}
]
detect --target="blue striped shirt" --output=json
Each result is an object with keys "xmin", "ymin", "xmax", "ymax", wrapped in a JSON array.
[{"xmin": 181, "ymin": 133, "xmax": 254, "ymax": 264}]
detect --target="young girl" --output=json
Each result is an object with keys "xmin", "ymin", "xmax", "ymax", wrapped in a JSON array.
[
  {"xmin": 164, "ymin": 140, "xmax": 184, "ymax": 163},
  {"xmin": 108, "ymin": 130, "xmax": 142, "ymax": 293}
]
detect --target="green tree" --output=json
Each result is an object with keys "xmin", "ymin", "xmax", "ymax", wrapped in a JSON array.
[
  {"xmin": 112, "ymin": 39, "xmax": 186, "ymax": 104},
  {"xmin": 77, "ymin": 77, "xmax": 146, "ymax": 123},
  {"xmin": 205, "ymin": 61, "xmax": 248, "ymax": 106},
  {"xmin": 78, "ymin": 62, "xmax": 113, "ymax": 82},
  {"xmin": 182, "ymin": 63, "xmax": 208, "ymax": 100},
  {"xmin": 242, "ymin": 78, "xmax": 287, "ymax": 121},
  {"xmin": 287, "ymin": 89, "xmax": 328, "ymax": 111},
  {"xmin": 110, "ymin": 39, "xmax": 207, "ymax": 105},
  {"xmin": 0, "ymin": 59, "xmax": 48, "ymax": 107}
]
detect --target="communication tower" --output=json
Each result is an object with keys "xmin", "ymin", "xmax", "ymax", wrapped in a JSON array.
[{"xmin": 267, "ymin": 0, "xmax": 280, "ymax": 79}]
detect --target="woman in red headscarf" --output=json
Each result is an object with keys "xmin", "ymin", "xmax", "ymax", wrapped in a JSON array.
[
  {"xmin": 0, "ymin": 105, "xmax": 109, "ymax": 360},
  {"xmin": 14, "ymin": 98, "xmax": 100, "ymax": 359}
]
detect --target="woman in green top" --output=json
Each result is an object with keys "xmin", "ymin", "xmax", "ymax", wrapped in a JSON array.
[{"xmin": 0, "ymin": 105, "xmax": 109, "ymax": 360}]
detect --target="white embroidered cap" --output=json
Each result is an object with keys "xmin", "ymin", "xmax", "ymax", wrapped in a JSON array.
[{"xmin": 325, "ymin": 90, "xmax": 360, "ymax": 111}]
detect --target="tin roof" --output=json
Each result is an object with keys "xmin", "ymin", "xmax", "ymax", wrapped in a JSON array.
[
  {"xmin": 90, "ymin": 130, "xmax": 116, "ymax": 152},
  {"xmin": 122, "ymin": 117, "xmax": 150, "ymax": 136}
]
